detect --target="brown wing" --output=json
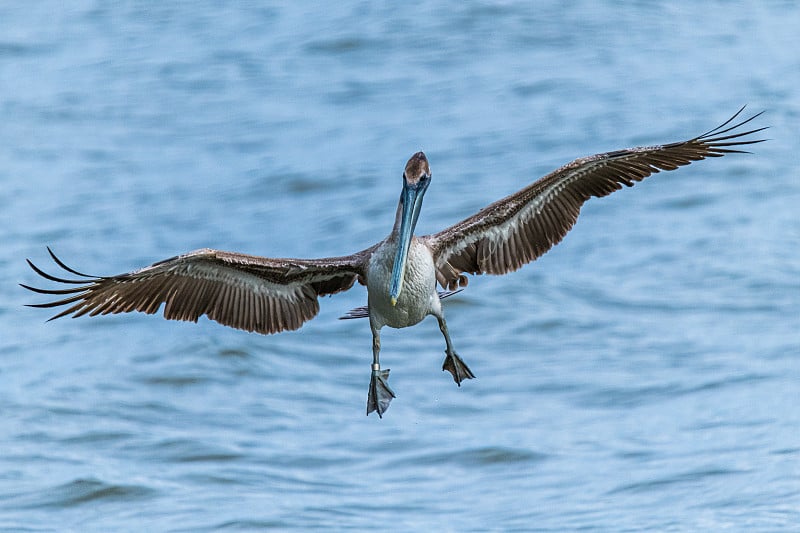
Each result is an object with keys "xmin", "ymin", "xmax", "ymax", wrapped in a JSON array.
[
  {"xmin": 423, "ymin": 107, "xmax": 766, "ymax": 290},
  {"xmin": 22, "ymin": 246, "xmax": 373, "ymax": 334}
]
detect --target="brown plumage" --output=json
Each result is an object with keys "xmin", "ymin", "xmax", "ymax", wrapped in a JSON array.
[
  {"xmin": 423, "ymin": 107, "xmax": 766, "ymax": 290},
  {"xmin": 22, "ymin": 247, "xmax": 374, "ymax": 335},
  {"xmin": 404, "ymin": 152, "xmax": 431, "ymax": 185}
]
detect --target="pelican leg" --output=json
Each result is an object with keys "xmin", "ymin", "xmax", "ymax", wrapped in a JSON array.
[
  {"xmin": 436, "ymin": 315, "xmax": 475, "ymax": 386},
  {"xmin": 367, "ymin": 327, "xmax": 395, "ymax": 417}
]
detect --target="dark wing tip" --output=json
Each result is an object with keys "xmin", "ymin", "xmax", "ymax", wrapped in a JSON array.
[
  {"xmin": 46, "ymin": 247, "xmax": 99, "ymax": 278},
  {"xmin": 25, "ymin": 258, "xmax": 84, "ymax": 285},
  {"xmin": 691, "ymin": 108, "xmax": 768, "ymax": 158},
  {"xmin": 22, "ymin": 249, "xmax": 103, "ymax": 319},
  {"xmin": 19, "ymin": 282, "xmax": 85, "ymax": 295},
  {"xmin": 697, "ymin": 106, "xmax": 768, "ymax": 142}
]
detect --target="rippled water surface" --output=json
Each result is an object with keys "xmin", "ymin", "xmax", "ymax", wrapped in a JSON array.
[{"xmin": 2, "ymin": 2, "xmax": 799, "ymax": 531}]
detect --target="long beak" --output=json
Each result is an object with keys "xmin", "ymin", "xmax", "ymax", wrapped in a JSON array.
[{"xmin": 389, "ymin": 181, "xmax": 427, "ymax": 306}]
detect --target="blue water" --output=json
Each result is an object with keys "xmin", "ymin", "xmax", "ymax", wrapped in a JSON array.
[{"xmin": 2, "ymin": 1, "xmax": 798, "ymax": 531}]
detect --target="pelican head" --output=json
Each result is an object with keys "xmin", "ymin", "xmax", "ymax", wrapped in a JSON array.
[{"xmin": 389, "ymin": 152, "xmax": 431, "ymax": 306}]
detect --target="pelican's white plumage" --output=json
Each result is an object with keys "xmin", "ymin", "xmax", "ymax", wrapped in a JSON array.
[
  {"xmin": 367, "ymin": 238, "xmax": 439, "ymax": 330},
  {"xmin": 23, "ymin": 108, "xmax": 765, "ymax": 417}
]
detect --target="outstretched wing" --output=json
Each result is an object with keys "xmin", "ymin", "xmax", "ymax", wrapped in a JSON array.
[
  {"xmin": 423, "ymin": 107, "xmax": 766, "ymax": 290},
  {"xmin": 22, "ymin": 246, "xmax": 373, "ymax": 334}
]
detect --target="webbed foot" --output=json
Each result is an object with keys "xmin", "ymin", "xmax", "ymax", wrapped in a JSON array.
[
  {"xmin": 442, "ymin": 351, "xmax": 475, "ymax": 386},
  {"xmin": 367, "ymin": 368, "xmax": 396, "ymax": 417}
]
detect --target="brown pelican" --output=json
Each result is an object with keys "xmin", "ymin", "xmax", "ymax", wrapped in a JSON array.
[{"xmin": 22, "ymin": 108, "xmax": 765, "ymax": 417}]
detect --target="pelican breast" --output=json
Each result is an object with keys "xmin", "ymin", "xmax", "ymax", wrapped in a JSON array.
[{"xmin": 367, "ymin": 238, "xmax": 438, "ymax": 329}]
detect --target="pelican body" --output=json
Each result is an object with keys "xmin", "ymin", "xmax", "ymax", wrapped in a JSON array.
[{"xmin": 22, "ymin": 108, "xmax": 765, "ymax": 417}]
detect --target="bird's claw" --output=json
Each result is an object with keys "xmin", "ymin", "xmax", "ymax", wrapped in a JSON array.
[
  {"xmin": 442, "ymin": 351, "xmax": 475, "ymax": 386},
  {"xmin": 367, "ymin": 368, "xmax": 395, "ymax": 417}
]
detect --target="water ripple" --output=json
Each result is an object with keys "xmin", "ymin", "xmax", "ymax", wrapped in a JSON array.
[
  {"xmin": 391, "ymin": 446, "xmax": 549, "ymax": 469},
  {"xmin": 607, "ymin": 467, "xmax": 748, "ymax": 495},
  {"xmin": 9, "ymin": 478, "xmax": 156, "ymax": 510},
  {"xmin": 572, "ymin": 373, "xmax": 774, "ymax": 409}
]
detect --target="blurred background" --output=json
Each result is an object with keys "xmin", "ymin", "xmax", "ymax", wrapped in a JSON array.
[{"xmin": 1, "ymin": 1, "xmax": 798, "ymax": 530}]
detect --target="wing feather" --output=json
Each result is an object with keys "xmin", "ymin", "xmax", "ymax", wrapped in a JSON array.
[
  {"xmin": 424, "ymin": 107, "xmax": 766, "ymax": 290},
  {"xmin": 22, "ymin": 246, "xmax": 371, "ymax": 334}
]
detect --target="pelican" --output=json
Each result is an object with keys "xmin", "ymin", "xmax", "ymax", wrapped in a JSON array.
[{"xmin": 22, "ymin": 108, "xmax": 765, "ymax": 417}]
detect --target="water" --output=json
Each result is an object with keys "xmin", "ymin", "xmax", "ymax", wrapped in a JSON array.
[{"xmin": 1, "ymin": 1, "xmax": 798, "ymax": 530}]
